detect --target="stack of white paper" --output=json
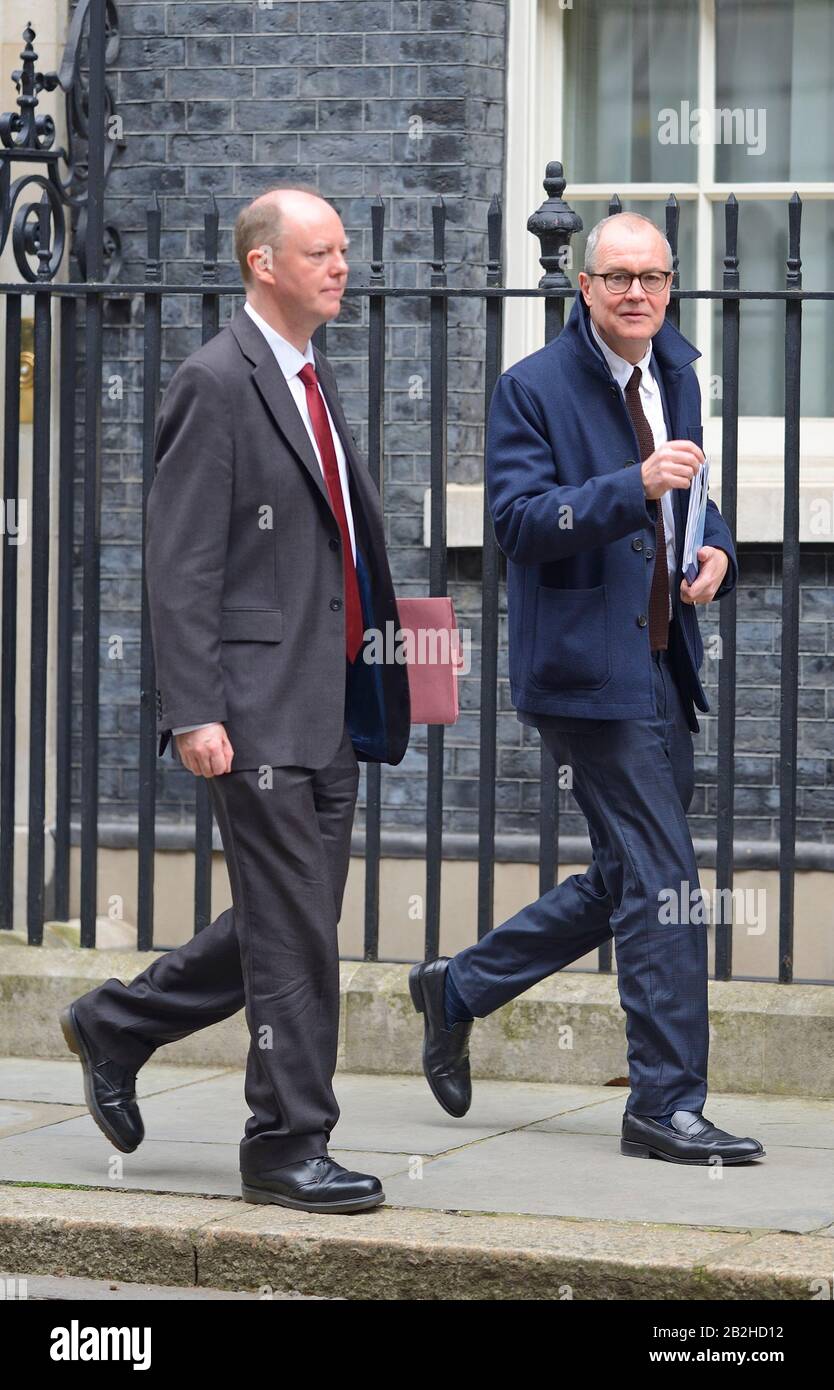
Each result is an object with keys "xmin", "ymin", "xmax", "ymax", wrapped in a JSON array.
[{"xmin": 681, "ymin": 458, "xmax": 710, "ymax": 583}]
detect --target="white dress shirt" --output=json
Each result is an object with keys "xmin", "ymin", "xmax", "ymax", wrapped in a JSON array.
[
  {"xmin": 172, "ymin": 300, "xmax": 358, "ymax": 736},
  {"xmin": 589, "ymin": 316, "xmax": 676, "ymax": 620}
]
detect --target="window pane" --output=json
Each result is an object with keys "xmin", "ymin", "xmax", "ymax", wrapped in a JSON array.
[
  {"xmin": 710, "ymin": 199, "xmax": 834, "ymax": 416},
  {"xmin": 716, "ymin": 0, "xmax": 834, "ymax": 182},
  {"xmin": 563, "ymin": 0, "xmax": 699, "ymax": 184},
  {"xmin": 570, "ymin": 199, "xmax": 697, "ymax": 344}
]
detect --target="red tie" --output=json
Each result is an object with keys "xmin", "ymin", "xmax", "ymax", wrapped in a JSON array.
[{"xmin": 298, "ymin": 362, "xmax": 364, "ymax": 662}]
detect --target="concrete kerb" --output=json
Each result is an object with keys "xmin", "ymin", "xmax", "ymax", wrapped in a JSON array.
[{"xmin": 0, "ymin": 1184, "xmax": 831, "ymax": 1300}]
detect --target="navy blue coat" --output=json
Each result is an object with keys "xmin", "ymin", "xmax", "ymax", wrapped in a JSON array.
[{"xmin": 486, "ymin": 292, "xmax": 738, "ymax": 732}]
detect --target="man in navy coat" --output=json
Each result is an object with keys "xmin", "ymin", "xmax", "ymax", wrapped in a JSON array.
[{"xmin": 410, "ymin": 212, "xmax": 765, "ymax": 1166}]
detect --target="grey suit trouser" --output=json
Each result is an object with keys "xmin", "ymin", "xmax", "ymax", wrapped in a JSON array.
[{"xmin": 78, "ymin": 721, "xmax": 360, "ymax": 1174}]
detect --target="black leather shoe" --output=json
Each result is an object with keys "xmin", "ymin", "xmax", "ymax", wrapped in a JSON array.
[
  {"xmin": 408, "ymin": 957, "xmax": 473, "ymax": 1118},
  {"xmin": 621, "ymin": 1109, "xmax": 765, "ymax": 1164},
  {"xmin": 59, "ymin": 1000, "xmax": 144, "ymax": 1154},
  {"xmin": 241, "ymin": 1157, "xmax": 384, "ymax": 1213}
]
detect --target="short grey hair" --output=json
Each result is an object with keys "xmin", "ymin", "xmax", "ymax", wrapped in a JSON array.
[{"xmin": 583, "ymin": 212, "xmax": 674, "ymax": 274}]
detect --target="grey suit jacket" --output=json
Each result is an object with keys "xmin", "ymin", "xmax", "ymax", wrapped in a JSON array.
[{"xmin": 145, "ymin": 303, "xmax": 411, "ymax": 771}]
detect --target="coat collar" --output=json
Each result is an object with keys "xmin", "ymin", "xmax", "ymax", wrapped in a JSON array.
[{"xmin": 561, "ymin": 290, "xmax": 701, "ymax": 384}]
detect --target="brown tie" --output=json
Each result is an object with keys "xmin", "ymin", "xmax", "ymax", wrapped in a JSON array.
[{"xmin": 623, "ymin": 365, "xmax": 669, "ymax": 651}]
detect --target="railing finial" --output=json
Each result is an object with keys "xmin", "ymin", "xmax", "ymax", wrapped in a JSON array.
[{"xmin": 527, "ymin": 160, "xmax": 583, "ymax": 292}]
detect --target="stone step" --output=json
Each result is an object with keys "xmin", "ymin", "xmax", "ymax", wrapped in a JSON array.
[{"xmin": 2, "ymin": 942, "xmax": 833, "ymax": 1097}]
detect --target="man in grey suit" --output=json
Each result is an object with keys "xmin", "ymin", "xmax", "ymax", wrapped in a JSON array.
[{"xmin": 60, "ymin": 187, "xmax": 410, "ymax": 1213}]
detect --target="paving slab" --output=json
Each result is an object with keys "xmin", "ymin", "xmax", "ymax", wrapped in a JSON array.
[
  {"xmin": 0, "ymin": 1056, "xmax": 232, "ymax": 1106},
  {"xmin": 0, "ymin": 1129, "xmax": 411, "ymax": 1196},
  {"xmin": 0, "ymin": 1060, "xmax": 831, "ymax": 1297},
  {"xmin": 382, "ymin": 1127, "xmax": 834, "ymax": 1232},
  {"xmin": 0, "ymin": 1100, "xmax": 86, "ymax": 1140},
  {"xmin": 13, "ymin": 1063, "xmax": 621, "ymax": 1153},
  {"xmin": 297, "ymin": 1073, "xmax": 622, "ymax": 1155},
  {"xmin": 529, "ymin": 1091, "xmax": 834, "ymax": 1149}
]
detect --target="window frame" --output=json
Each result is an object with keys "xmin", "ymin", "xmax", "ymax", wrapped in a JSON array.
[{"xmin": 502, "ymin": 0, "xmax": 834, "ymax": 541}]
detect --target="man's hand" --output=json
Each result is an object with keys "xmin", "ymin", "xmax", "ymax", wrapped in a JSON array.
[
  {"xmin": 641, "ymin": 441, "xmax": 703, "ymax": 499},
  {"xmin": 680, "ymin": 546, "xmax": 730, "ymax": 605},
  {"xmin": 175, "ymin": 723, "xmax": 234, "ymax": 777}
]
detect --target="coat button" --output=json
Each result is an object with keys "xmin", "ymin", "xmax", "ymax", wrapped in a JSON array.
[
  {"xmin": 637, "ymin": 613, "xmax": 648, "ymax": 627},
  {"xmin": 631, "ymin": 537, "xmax": 643, "ymax": 551},
  {"xmin": 330, "ymin": 597, "xmax": 342, "ymax": 610},
  {"xmin": 646, "ymin": 547, "xmax": 654, "ymax": 559},
  {"xmin": 329, "ymin": 536, "xmax": 340, "ymax": 550},
  {"xmin": 624, "ymin": 458, "xmax": 636, "ymax": 467}
]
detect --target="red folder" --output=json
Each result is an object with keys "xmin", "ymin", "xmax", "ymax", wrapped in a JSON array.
[{"xmin": 395, "ymin": 596, "xmax": 463, "ymax": 725}]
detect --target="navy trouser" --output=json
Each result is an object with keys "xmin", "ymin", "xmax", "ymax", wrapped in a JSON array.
[{"xmin": 449, "ymin": 644, "xmax": 709, "ymax": 1118}]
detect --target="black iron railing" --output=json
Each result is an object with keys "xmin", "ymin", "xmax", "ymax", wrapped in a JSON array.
[{"xmin": 1, "ymin": 13, "xmax": 832, "ymax": 985}]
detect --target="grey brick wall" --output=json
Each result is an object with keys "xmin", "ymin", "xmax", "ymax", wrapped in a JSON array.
[{"xmin": 70, "ymin": 0, "xmax": 834, "ymax": 857}]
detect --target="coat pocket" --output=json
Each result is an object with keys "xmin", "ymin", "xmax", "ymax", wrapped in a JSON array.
[
  {"xmin": 530, "ymin": 584, "xmax": 611, "ymax": 690},
  {"xmin": 220, "ymin": 608, "xmax": 283, "ymax": 641}
]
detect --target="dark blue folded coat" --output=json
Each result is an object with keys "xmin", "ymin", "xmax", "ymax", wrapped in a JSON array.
[{"xmin": 486, "ymin": 292, "xmax": 738, "ymax": 731}]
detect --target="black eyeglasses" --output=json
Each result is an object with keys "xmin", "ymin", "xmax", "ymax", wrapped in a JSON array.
[{"xmin": 586, "ymin": 269, "xmax": 672, "ymax": 294}]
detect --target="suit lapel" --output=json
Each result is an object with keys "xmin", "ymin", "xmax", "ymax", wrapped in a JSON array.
[
  {"xmin": 230, "ymin": 305, "xmax": 336, "ymax": 517},
  {"xmin": 230, "ymin": 305, "xmax": 381, "ymax": 554},
  {"xmin": 251, "ymin": 356, "xmax": 335, "ymax": 516}
]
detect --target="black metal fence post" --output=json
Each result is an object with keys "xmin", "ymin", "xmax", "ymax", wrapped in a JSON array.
[
  {"xmin": 0, "ymin": 294, "xmax": 22, "ymax": 934},
  {"xmin": 78, "ymin": 0, "xmax": 108, "ymax": 947},
  {"xmin": 25, "ymin": 198, "xmax": 53, "ymax": 941},
  {"xmin": 137, "ymin": 192, "xmax": 162, "ymax": 951},
  {"xmin": 363, "ymin": 196, "xmax": 386, "ymax": 961},
  {"xmin": 53, "ymin": 291, "xmax": 77, "ymax": 924},
  {"xmin": 192, "ymin": 196, "xmax": 221, "ymax": 935},
  {"xmin": 714, "ymin": 195, "xmax": 741, "ymax": 980},
  {"xmin": 665, "ymin": 195, "xmax": 680, "ymax": 332},
  {"xmin": 423, "ymin": 196, "xmax": 448, "ymax": 960},
  {"xmin": 476, "ymin": 194, "xmax": 504, "ymax": 941},
  {"xmin": 526, "ymin": 163, "xmax": 583, "ymax": 902},
  {"xmin": 779, "ymin": 194, "xmax": 803, "ymax": 983}
]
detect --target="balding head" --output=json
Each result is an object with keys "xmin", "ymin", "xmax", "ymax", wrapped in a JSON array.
[
  {"xmin": 235, "ymin": 185, "xmax": 337, "ymax": 285},
  {"xmin": 584, "ymin": 212, "xmax": 673, "ymax": 275},
  {"xmin": 235, "ymin": 185, "xmax": 350, "ymax": 350}
]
